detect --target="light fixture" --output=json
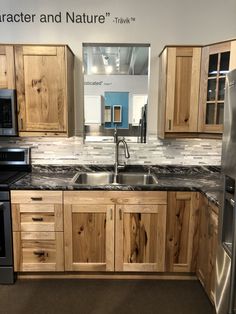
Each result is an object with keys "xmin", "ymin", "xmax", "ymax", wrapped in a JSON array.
[
  {"xmin": 105, "ymin": 65, "xmax": 113, "ymax": 74},
  {"xmin": 91, "ymin": 66, "xmax": 98, "ymax": 73}
]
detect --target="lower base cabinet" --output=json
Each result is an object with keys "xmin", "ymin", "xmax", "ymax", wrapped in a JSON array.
[
  {"xmin": 11, "ymin": 190, "xmax": 64, "ymax": 271},
  {"xmin": 165, "ymin": 192, "xmax": 200, "ymax": 272},
  {"xmin": 64, "ymin": 191, "xmax": 167, "ymax": 272},
  {"xmin": 196, "ymin": 194, "xmax": 218, "ymax": 303}
]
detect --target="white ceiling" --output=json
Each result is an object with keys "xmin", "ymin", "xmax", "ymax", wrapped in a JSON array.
[{"xmin": 83, "ymin": 44, "xmax": 149, "ymax": 75}]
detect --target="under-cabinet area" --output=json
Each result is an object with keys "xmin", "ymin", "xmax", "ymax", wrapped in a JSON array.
[{"xmin": 10, "ymin": 189, "xmax": 219, "ymax": 301}]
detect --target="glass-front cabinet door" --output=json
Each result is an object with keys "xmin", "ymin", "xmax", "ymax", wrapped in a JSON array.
[{"xmin": 198, "ymin": 40, "xmax": 236, "ymax": 133}]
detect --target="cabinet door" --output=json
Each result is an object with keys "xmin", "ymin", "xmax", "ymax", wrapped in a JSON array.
[
  {"xmin": 207, "ymin": 207, "xmax": 218, "ymax": 303},
  {"xmin": 15, "ymin": 45, "xmax": 66, "ymax": 133},
  {"xmin": 166, "ymin": 192, "xmax": 199, "ymax": 272},
  {"xmin": 198, "ymin": 40, "xmax": 236, "ymax": 133},
  {"xmin": 64, "ymin": 204, "xmax": 115, "ymax": 271},
  {"xmin": 0, "ymin": 45, "xmax": 15, "ymax": 89},
  {"xmin": 196, "ymin": 194, "xmax": 209, "ymax": 284},
  {"xmin": 115, "ymin": 204, "xmax": 166, "ymax": 272},
  {"xmin": 165, "ymin": 47, "xmax": 201, "ymax": 133}
]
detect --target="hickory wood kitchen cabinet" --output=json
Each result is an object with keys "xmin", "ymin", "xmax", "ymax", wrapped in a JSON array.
[
  {"xmin": 158, "ymin": 39, "xmax": 236, "ymax": 139},
  {"xmin": 196, "ymin": 194, "xmax": 218, "ymax": 304},
  {"xmin": 165, "ymin": 192, "xmax": 199, "ymax": 272},
  {"xmin": 198, "ymin": 40, "xmax": 236, "ymax": 134},
  {"xmin": 0, "ymin": 45, "xmax": 15, "ymax": 89},
  {"xmin": 158, "ymin": 46, "xmax": 202, "ymax": 138},
  {"xmin": 64, "ymin": 191, "xmax": 167, "ymax": 272},
  {"xmin": 11, "ymin": 190, "xmax": 64, "ymax": 271},
  {"xmin": 14, "ymin": 44, "xmax": 74, "ymax": 136}
]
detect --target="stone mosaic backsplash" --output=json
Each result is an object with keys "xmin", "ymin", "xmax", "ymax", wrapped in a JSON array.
[{"xmin": 0, "ymin": 136, "xmax": 222, "ymax": 166}]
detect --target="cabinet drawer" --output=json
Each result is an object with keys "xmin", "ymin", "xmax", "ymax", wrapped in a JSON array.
[
  {"xmin": 11, "ymin": 191, "xmax": 62, "ymax": 204},
  {"xmin": 20, "ymin": 213, "xmax": 56, "ymax": 232},
  {"xmin": 12, "ymin": 204, "xmax": 63, "ymax": 232},
  {"xmin": 13, "ymin": 232, "xmax": 64, "ymax": 271}
]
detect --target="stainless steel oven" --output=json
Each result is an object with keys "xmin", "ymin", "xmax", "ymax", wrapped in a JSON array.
[
  {"xmin": 0, "ymin": 89, "xmax": 18, "ymax": 136},
  {"xmin": 0, "ymin": 147, "xmax": 31, "ymax": 284},
  {"xmin": 0, "ymin": 192, "xmax": 14, "ymax": 284}
]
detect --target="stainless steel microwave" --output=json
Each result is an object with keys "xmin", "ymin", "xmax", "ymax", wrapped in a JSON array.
[{"xmin": 0, "ymin": 89, "xmax": 18, "ymax": 136}]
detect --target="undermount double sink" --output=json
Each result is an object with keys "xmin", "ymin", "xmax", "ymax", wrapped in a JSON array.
[{"xmin": 71, "ymin": 171, "xmax": 158, "ymax": 186}]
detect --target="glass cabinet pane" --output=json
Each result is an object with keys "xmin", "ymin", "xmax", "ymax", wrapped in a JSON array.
[
  {"xmin": 218, "ymin": 77, "xmax": 226, "ymax": 100},
  {"xmin": 206, "ymin": 103, "xmax": 215, "ymax": 124},
  {"xmin": 216, "ymin": 103, "xmax": 224, "ymax": 124},
  {"xmin": 220, "ymin": 51, "xmax": 230, "ymax": 75},
  {"xmin": 208, "ymin": 54, "xmax": 218, "ymax": 77},
  {"xmin": 207, "ymin": 79, "xmax": 217, "ymax": 101}
]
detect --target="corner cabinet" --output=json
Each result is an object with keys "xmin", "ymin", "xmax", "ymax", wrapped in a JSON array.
[
  {"xmin": 11, "ymin": 191, "xmax": 64, "ymax": 272},
  {"xmin": 64, "ymin": 191, "xmax": 167, "ymax": 272},
  {"xmin": 158, "ymin": 46, "xmax": 201, "ymax": 138},
  {"xmin": 198, "ymin": 40, "xmax": 236, "ymax": 133},
  {"xmin": 196, "ymin": 194, "xmax": 218, "ymax": 304},
  {"xmin": 0, "ymin": 45, "xmax": 15, "ymax": 89},
  {"xmin": 165, "ymin": 192, "xmax": 199, "ymax": 272},
  {"xmin": 14, "ymin": 45, "xmax": 74, "ymax": 136}
]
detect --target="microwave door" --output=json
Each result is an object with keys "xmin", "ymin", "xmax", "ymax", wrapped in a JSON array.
[{"xmin": 0, "ymin": 89, "xmax": 17, "ymax": 136}]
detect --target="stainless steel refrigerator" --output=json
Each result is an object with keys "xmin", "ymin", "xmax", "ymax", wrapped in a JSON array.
[{"xmin": 216, "ymin": 68, "xmax": 236, "ymax": 314}]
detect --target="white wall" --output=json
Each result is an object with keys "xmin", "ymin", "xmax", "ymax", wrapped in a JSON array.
[{"xmin": 1, "ymin": 0, "xmax": 236, "ymax": 136}]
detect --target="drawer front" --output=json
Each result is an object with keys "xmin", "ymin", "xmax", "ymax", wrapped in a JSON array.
[
  {"xmin": 11, "ymin": 191, "xmax": 62, "ymax": 204},
  {"xmin": 13, "ymin": 232, "xmax": 64, "ymax": 271},
  {"xmin": 12, "ymin": 204, "xmax": 63, "ymax": 232},
  {"xmin": 20, "ymin": 213, "xmax": 55, "ymax": 232}
]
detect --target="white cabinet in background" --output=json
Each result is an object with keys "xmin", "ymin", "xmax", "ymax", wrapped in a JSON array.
[
  {"xmin": 84, "ymin": 95, "xmax": 102, "ymax": 124},
  {"xmin": 132, "ymin": 94, "xmax": 147, "ymax": 125}
]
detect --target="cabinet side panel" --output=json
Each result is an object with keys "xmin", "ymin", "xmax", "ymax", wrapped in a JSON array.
[{"xmin": 158, "ymin": 48, "xmax": 167, "ymax": 138}]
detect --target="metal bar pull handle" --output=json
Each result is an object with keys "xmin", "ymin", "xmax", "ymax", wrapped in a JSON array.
[
  {"xmin": 32, "ymin": 217, "xmax": 43, "ymax": 222},
  {"xmin": 33, "ymin": 250, "xmax": 47, "ymax": 257},
  {"xmin": 230, "ymin": 198, "xmax": 235, "ymax": 207},
  {"xmin": 31, "ymin": 197, "xmax": 43, "ymax": 201},
  {"xmin": 119, "ymin": 208, "xmax": 122, "ymax": 220},
  {"xmin": 110, "ymin": 208, "xmax": 113, "ymax": 220},
  {"xmin": 168, "ymin": 119, "xmax": 172, "ymax": 130}
]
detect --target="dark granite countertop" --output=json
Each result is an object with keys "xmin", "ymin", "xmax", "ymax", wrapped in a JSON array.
[{"xmin": 10, "ymin": 165, "xmax": 223, "ymax": 206}]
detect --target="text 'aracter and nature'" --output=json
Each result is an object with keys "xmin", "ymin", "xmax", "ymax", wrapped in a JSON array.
[{"xmin": 0, "ymin": 11, "xmax": 136, "ymax": 24}]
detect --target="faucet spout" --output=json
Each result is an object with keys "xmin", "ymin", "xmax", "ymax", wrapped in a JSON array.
[{"xmin": 114, "ymin": 132, "xmax": 130, "ymax": 178}]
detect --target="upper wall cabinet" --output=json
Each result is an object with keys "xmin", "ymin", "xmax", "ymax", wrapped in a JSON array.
[
  {"xmin": 158, "ymin": 46, "xmax": 201, "ymax": 139},
  {"xmin": 14, "ymin": 45, "xmax": 74, "ymax": 137},
  {"xmin": 198, "ymin": 40, "xmax": 236, "ymax": 133},
  {"xmin": 0, "ymin": 45, "xmax": 15, "ymax": 89}
]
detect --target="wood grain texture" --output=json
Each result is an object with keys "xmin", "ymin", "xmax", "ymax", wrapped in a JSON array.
[
  {"xmin": 158, "ymin": 47, "xmax": 167, "ymax": 139},
  {"xmin": 11, "ymin": 190, "xmax": 62, "ymax": 204},
  {"xmin": 64, "ymin": 203, "xmax": 115, "ymax": 272},
  {"xmin": 116, "ymin": 204, "xmax": 166, "ymax": 272},
  {"xmin": 198, "ymin": 41, "xmax": 232, "ymax": 133},
  {"xmin": 165, "ymin": 47, "xmax": 201, "ymax": 133},
  {"xmin": 166, "ymin": 192, "xmax": 199, "ymax": 272},
  {"xmin": 64, "ymin": 191, "xmax": 167, "ymax": 205},
  {"xmin": 197, "ymin": 195, "xmax": 218, "ymax": 304},
  {"xmin": 0, "ymin": 45, "xmax": 15, "ymax": 89},
  {"xmin": 14, "ymin": 45, "xmax": 74, "ymax": 135}
]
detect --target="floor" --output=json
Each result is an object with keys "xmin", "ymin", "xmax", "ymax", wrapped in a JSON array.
[{"xmin": 0, "ymin": 279, "xmax": 214, "ymax": 314}]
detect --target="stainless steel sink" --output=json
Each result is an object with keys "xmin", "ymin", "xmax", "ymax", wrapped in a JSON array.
[
  {"xmin": 71, "ymin": 171, "xmax": 158, "ymax": 185},
  {"xmin": 72, "ymin": 172, "xmax": 115, "ymax": 185},
  {"xmin": 117, "ymin": 172, "xmax": 158, "ymax": 185}
]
